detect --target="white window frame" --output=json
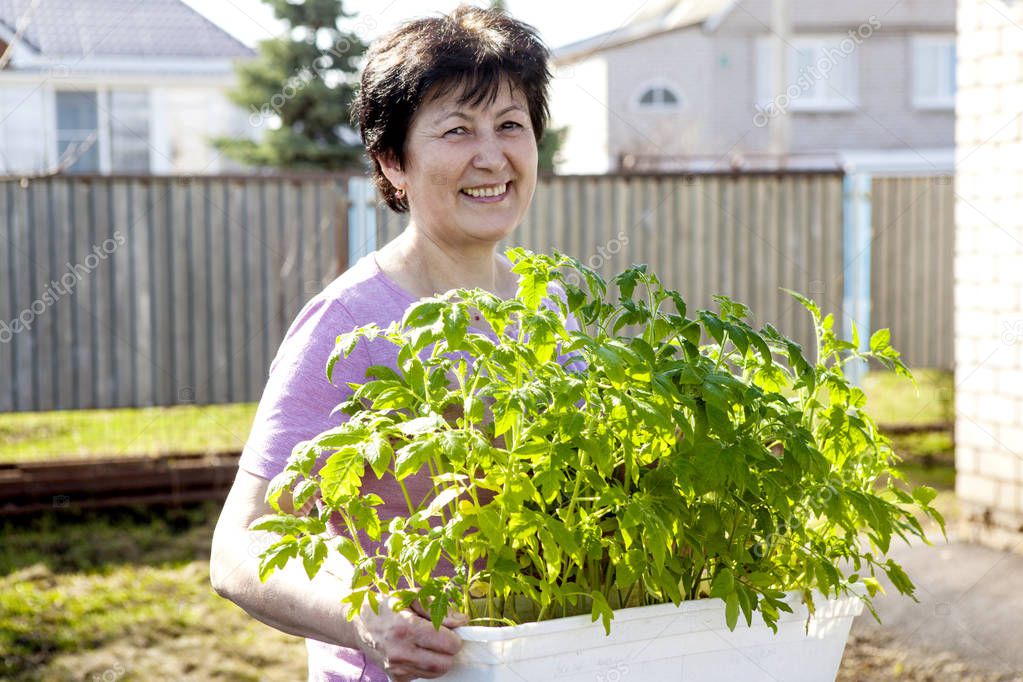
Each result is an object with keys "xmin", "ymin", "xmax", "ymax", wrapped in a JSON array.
[
  {"xmin": 755, "ymin": 35, "xmax": 860, "ymax": 114},
  {"xmin": 53, "ymin": 86, "xmax": 153, "ymax": 174},
  {"xmin": 54, "ymin": 89, "xmax": 104, "ymax": 173},
  {"xmin": 108, "ymin": 89, "xmax": 153, "ymax": 172},
  {"xmin": 912, "ymin": 34, "xmax": 956, "ymax": 110},
  {"xmin": 633, "ymin": 79, "xmax": 683, "ymax": 112}
]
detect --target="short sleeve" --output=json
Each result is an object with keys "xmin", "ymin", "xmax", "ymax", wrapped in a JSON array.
[{"xmin": 239, "ymin": 298, "xmax": 372, "ymax": 481}]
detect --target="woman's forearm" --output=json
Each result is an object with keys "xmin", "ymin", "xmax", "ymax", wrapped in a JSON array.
[{"xmin": 210, "ymin": 528, "xmax": 363, "ymax": 650}]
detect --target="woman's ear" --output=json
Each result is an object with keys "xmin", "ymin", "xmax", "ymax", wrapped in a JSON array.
[{"xmin": 376, "ymin": 151, "xmax": 406, "ymax": 191}]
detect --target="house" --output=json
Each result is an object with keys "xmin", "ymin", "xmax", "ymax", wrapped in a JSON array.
[
  {"xmin": 549, "ymin": 0, "xmax": 956, "ymax": 173},
  {"xmin": 0, "ymin": 0, "xmax": 256, "ymax": 175}
]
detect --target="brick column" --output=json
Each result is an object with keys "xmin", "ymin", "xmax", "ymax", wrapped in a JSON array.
[{"xmin": 955, "ymin": 0, "xmax": 1023, "ymax": 547}]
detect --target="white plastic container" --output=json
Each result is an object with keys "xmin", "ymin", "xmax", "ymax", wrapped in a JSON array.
[{"xmin": 441, "ymin": 590, "xmax": 864, "ymax": 682}]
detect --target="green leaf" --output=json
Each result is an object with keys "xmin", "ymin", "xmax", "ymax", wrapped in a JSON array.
[
  {"xmin": 780, "ymin": 288, "xmax": 821, "ymax": 322},
  {"xmin": 870, "ymin": 328, "xmax": 891, "ymax": 353},
  {"xmin": 911, "ymin": 485, "xmax": 937, "ymax": 506},
  {"xmin": 361, "ymin": 434, "xmax": 394, "ymax": 479},
  {"xmin": 292, "ymin": 479, "xmax": 320, "ymax": 509},
  {"xmin": 725, "ymin": 591, "xmax": 740, "ymax": 630},
  {"xmin": 300, "ymin": 536, "xmax": 328, "ymax": 580},
  {"xmin": 397, "ymin": 414, "xmax": 446, "ymax": 437},
  {"xmin": 394, "ymin": 437, "xmax": 439, "ymax": 479},
  {"xmin": 590, "ymin": 590, "xmax": 614, "ymax": 635},
  {"xmin": 258, "ymin": 539, "xmax": 299, "ymax": 582},
  {"xmin": 318, "ymin": 449, "xmax": 364, "ymax": 503}
]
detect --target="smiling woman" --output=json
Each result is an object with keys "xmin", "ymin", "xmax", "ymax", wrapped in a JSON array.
[{"xmin": 208, "ymin": 5, "xmax": 552, "ymax": 682}]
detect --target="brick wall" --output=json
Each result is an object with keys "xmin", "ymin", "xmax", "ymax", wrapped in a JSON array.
[{"xmin": 954, "ymin": 0, "xmax": 1023, "ymax": 546}]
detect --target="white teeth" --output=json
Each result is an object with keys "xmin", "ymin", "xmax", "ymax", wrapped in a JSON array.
[{"xmin": 462, "ymin": 182, "xmax": 508, "ymax": 198}]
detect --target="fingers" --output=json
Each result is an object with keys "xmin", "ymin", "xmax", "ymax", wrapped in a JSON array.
[
  {"xmin": 442, "ymin": 610, "xmax": 470, "ymax": 628},
  {"xmin": 412, "ymin": 619, "xmax": 462, "ymax": 656},
  {"xmin": 410, "ymin": 600, "xmax": 470, "ymax": 630},
  {"xmin": 387, "ymin": 645, "xmax": 461, "ymax": 680},
  {"xmin": 356, "ymin": 601, "xmax": 465, "ymax": 680}
]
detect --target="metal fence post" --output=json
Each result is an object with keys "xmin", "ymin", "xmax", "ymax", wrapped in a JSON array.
[
  {"xmin": 842, "ymin": 172, "xmax": 872, "ymax": 386},
  {"xmin": 347, "ymin": 176, "xmax": 376, "ymax": 266}
]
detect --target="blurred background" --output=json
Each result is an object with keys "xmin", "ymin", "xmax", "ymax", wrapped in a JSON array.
[{"xmin": 1, "ymin": 0, "xmax": 1020, "ymax": 679}]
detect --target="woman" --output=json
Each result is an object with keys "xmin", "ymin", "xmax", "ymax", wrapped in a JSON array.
[{"xmin": 210, "ymin": 6, "xmax": 552, "ymax": 681}]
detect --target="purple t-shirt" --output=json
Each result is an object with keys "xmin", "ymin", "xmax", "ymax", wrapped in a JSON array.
[{"xmin": 239, "ymin": 251, "xmax": 579, "ymax": 681}]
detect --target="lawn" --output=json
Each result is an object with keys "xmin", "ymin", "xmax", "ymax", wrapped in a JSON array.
[
  {"xmin": 0, "ymin": 370, "xmax": 959, "ymax": 681},
  {"xmin": 0, "ymin": 369, "xmax": 954, "ymax": 464},
  {"xmin": 0, "ymin": 504, "xmax": 306, "ymax": 681},
  {"xmin": 0, "ymin": 403, "xmax": 257, "ymax": 463}
]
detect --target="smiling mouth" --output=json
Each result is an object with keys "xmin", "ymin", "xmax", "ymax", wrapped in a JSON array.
[{"xmin": 460, "ymin": 181, "xmax": 510, "ymax": 199}]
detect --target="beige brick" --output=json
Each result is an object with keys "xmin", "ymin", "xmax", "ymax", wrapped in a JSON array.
[
  {"xmin": 980, "ymin": 56, "xmax": 1020, "ymax": 87},
  {"xmin": 957, "ymin": 389, "xmax": 982, "ymax": 418},
  {"xmin": 996, "ymin": 370, "xmax": 1023, "ymax": 399},
  {"xmin": 957, "ymin": 471, "xmax": 999, "ymax": 504},
  {"xmin": 957, "ymin": 86, "xmax": 1001, "ymax": 117},
  {"xmin": 998, "ymin": 425, "xmax": 1023, "ymax": 453},
  {"xmin": 958, "ymin": 1, "xmax": 981, "ymax": 35},
  {"xmin": 995, "ymin": 479, "xmax": 1018, "ymax": 511},
  {"xmin": 958, "ymin": 415, "xmax": 1000, "ymax": 448},
  {"xmin": 960, "ymin": 29, "xmax": 998, "ymax": 60},
  {"xmin": 978, "ymin": 1, "xmax": 1011, "ymax": 32},
  {"xmin": 959, "ymin": 365, "xmax": 998, "ymax": 393},
  {"xmin": 983, "ymin": 393, "xmax": 1021, "ymax": 424},
  {"xmin": 994, "ymin": 253, "xmax": 1023, "ymax": 290},
  {"xmin": 999, "ymin": 85, "xmax": 1023, "ymax": 120},
  {"xmin": 1002, "ymin": 25, "xmax": 1023, "ymax": 57},
  {"xmin": 956, "ymin": 445, "xmax": 979, "ymax": 474},
  {"xmin": 978, "ymin": 450, "xmax": 1018, "ymax": 480}
]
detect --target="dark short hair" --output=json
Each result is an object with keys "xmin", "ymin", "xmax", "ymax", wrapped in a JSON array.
[{"xmin": 352, "ymin": 5, "xmax": 551, "ymax": 213}]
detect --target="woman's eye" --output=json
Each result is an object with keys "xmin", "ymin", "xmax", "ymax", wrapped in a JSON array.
[
  {"xmin": 502, "ymin": 121, "xmax": 524, "ymax": 130},
  {"xmin": 445, "ymin": 127, "xmax": 468, "ymax": 136}
]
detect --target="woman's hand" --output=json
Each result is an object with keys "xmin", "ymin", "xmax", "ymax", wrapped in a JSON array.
[{"xmin": 354, "ymin": 597, "xmax": 468, "ymax": 681}]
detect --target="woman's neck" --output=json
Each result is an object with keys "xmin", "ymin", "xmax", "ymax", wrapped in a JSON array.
[{"xmin": 377, "ymin": 229, "xmax": 517, "ymax": 300}]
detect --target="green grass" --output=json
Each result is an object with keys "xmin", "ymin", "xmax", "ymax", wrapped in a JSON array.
[
  {"xmin": 0, "ymin": 403, "xmax": 257, "ymax": 463},
  {"xmin": 0, "ymin": 504, "xmax": 305, "ymax": 681},
  {"xmin": 860, "ymin": 368, "xmax": 953, "ymax": 426}
]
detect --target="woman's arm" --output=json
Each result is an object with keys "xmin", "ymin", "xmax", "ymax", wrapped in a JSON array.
[{"xmin": 209, "ymin": 467, "xmax": 466, "ymax": 681}]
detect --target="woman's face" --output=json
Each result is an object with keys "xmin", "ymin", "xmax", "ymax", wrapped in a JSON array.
[{"xmin": 381, "ymin": 79, "xmax": 538, "ymax": 248}]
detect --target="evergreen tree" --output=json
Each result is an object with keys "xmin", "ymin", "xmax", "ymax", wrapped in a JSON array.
[
  {"xmin": 487, "ymin": 0, "xmax": 566, "ymax": 172},
  {"xmin": 215, "ymin": 0, "xmax": 366, "ymax": 170},
  {"xmin": 538, "ymin": 124, "xmax": 567, "ymax": 173}
]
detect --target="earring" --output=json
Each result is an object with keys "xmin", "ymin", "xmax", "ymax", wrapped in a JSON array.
[{"xmin": 395, "ymin": 187, "xmax": 406, "ymax": 199}]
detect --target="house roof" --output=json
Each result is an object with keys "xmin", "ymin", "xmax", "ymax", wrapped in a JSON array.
[
  {"xmin": 0, "ymin": 0, "xmax": 254, "ymax": 59},
  {"xmin": 553, "ymin": 0, "xmax": 736, "ymax": 63}
]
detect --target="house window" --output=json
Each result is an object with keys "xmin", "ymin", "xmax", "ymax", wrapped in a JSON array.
[
  {"xmin": 109, "ymin": 90, "xmax": 151, "ymax": 171},
  {"xmin": 913, "ymin": 36, "xmax": 956, "ymax": 109},
  {"xmin": 755, "ymin": 36, "xmax": 859, "ymax": 113},
  {"xmin": 56, "ymin": 91, "xmax": 101, "ymax": 173},
  {"xmin": 55, "ymin": 88, "xmax": 151, "ymax": 173},
  {"xmin": 636, "ymin": 83, "xmax": 682, "ymax": 110}
]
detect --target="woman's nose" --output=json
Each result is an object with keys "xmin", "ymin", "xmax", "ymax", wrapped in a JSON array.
[{"xmin": 472, "ymin": 130, "xmax": 509, "ymax": 171}]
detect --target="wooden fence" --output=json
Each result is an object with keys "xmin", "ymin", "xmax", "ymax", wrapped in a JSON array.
[
  {"xmin": 379, "ymin": 171, "xmax": 954, "ymax": 370},
  {"xmin": 378, "ymin": 172, "xmax": 848, "ymax": 359},
  {"xmin": 0, "ymin": 175, "xmax": 349, "ymax": 412},
  {"xmin": 0, "ymin": 171, "xmax": 953, "ymax": 413},
  {"xmin": 870, "ymin": 176, "xmax": 955, "ymax": 369}
]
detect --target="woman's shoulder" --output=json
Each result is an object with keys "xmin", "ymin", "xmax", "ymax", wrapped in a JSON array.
[{"xmin": 313, "ymin": 252, "xmax": 417, "ymax": 325}]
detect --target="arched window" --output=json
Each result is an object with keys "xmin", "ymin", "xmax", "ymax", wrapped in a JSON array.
[{"xmin": 636, "ymin": 82, "xmax": 682, "ymax": 110}]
